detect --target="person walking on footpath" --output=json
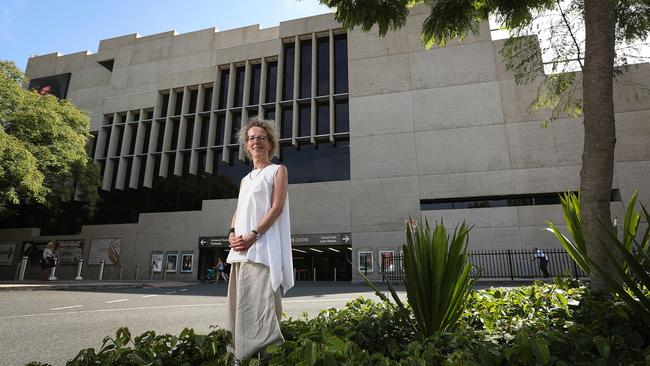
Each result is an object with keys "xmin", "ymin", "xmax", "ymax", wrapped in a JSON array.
[
  {"xmin": 532, "ymin": 247, "xmax": 550, "ymax": 278},
  {"xmin": 40, "ymin": 241, "xmax": 59, "ymax": 280},
  {"xmin": 226, "ymin": 117, "xmax": 294, "ymax": 361},
  {"xmin": 215, "ymin": 258, "xmax": 229, "ymax": 283}
]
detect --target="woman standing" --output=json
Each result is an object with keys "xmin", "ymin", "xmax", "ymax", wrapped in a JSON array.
[
  {"xmin": 215, "ymin": 258, "xmax": 229, "ymax": 283},
  {"xmin": 226, "ymin": 118, "xmax": 294, "ymax": 360}
]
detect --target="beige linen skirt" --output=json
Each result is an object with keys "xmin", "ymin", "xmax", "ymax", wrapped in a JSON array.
[{"xmin": 227, "ymin": 261, "xmax": 284, "ymax": 360}]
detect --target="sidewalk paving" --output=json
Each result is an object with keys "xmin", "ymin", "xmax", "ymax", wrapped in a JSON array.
[{"xmin": 0, "ymin": 280, "xmax": 200, "ymax": 291}]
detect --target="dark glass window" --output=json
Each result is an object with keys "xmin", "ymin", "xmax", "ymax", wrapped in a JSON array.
[
  {"xmin": 114, "ymin": 126, "xmax": 124, "ymax": 157},
  {"xmin": 174, "ymin": 91, "xmax": 183, "ymax": 116},
  {"xmin": 264, "ymin": 107, "xmax": 275, "ymax": 121},
  {"xmin": 299, "ymin": 104, "xmax": 311, "ymax": 137},
  {"xmin": 197, "ymin": 150, "xmax": 207, "ymax": 175},
  {"xmin": 142, "ymin": 122, "xmax": 152, "ymax": 153},
  {"xmin": 317, "ymin": 102, "xmax": 329, "ymax": 135},
  {"xmin": 146, "ymin": 110, "xmax": 153, "ymax": 120},
  {"xmin": 184, "ymin": 120, "xmax": 194, "ymax": 149},
  {"xmin": 182, "ymin": 152, "xmax": 191, "ymax": 176},
  {"xmin": 278, "ymin": 138, "xmax": 350, "ymax": 183},
  {"xmin": 215, "ymin": 114, "xmax": 226, "ymax": 146},
  {"xmin": 160, "ymin": 94, "xmax": 169, "ymax": 118},
  {"xmin": 280, "ymin": 106, "xmax": 292, "ymax": 139},
  {"xmin": 111, "ymin": 159, "xmax": 118, "ymax": 188},
  {"xmin": 153, "ymin": 154, "xmax": 161, "ymax": 177},
  {"xmin": 317, "ymin": 37, "xmax": 329, "ymax": 96},
  {"xmin": 335, "ymin": 100, "xmax": 349, "ymax": 133},
  {"xmin": 199, "ymin": 117, "xmax": 209, "ymax": 148},
  {"xmin": 155, "ymin": 121, "xmax": 165, "ymax": 152},
  {"xmin": 131, "ymin": 112, "xmax": 140, "ymax": 123},
  {"xmin": 138, "ymin": 156, "xmax": 146, "ymax": 188},
  {"xmin": 167, "ymin": 153, "xmax": 176, "ymax": 177},
  {"xmin": 265, "ymin": 61, "xmax": 278, "ymax": 103},
  {"xmin": 282, "ymin": 43, "xmax": 295, "ymax": 100},
  {"xmin": 300, "ymin": 40, "xmax": 312, "ymax": 99},
  {"xmin": 189, "ymin": 89, "xmax": 198, "ymax": 114},
  {"xmin": 218, "ymin": 70, "xmax": 230, "ymax": 109},
  {"xmin": 102, "ymin": 127, "xmax": 111, "ymax": 158},
  {"xmin": 203, "ymin": 88, "xmax": 213, "ymax": 112},
  {"xmin": 249, "ymin": 63, "xmax": 261, "ymax": 105},
  {"xmin": 216, "ymin": 149, "xmax": 250, "ymax": 188},
  {"xmin": 170, "ymin": 119, "xmax": 180, "ymax": 150},
  {"xmin": 234, "ymin": 66, "xmax": 245, "ymax": 107},
  {"xmin": 128, "ymin": 126, "xmax": 137, "ymax": 155},
  {"xmin": 334, "ymin": 34, "xmax": 348, "ymax": 94},
  {"xmin": 231, "ymin": 112, "xmax": 241, "ymax": 145},
  {"xmin": 124, "ymin": 157, "xmax": 133, "ymax": 189}
]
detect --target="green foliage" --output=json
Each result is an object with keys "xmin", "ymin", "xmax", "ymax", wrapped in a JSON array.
[
  {"xmin": 403, "ymin": 220, "xmax": 473, "ymax": 336},
  {"xmin": 0, "ymin": 60, "xmax": 99, "ymax": 217},
  {"xmin": 547, "ymin": 191, "xmax": 650, "ymax": 327}
]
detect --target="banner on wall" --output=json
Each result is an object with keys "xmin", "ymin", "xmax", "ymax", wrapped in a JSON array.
[
  {"xmin": 55, "ymin": 240, "xmax": 84, "ymax": 264},
  {"xmin": 0, "ymin": 242, "xmax": 16, "ymax": 265},
  {"xmin": 89, "ymin": 239, "xmax": 122, "ymax": 265}
]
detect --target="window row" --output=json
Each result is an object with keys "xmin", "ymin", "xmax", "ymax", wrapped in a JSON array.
[
  {"xmin": 97, "ymin": 138, "xmax": 350, "ymax": 191},
  {"xmin": 93, "ymin": 101, "xmax": 349, "ymax": 159}
]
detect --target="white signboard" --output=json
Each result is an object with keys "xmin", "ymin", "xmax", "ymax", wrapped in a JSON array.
[
  {"xmin": 89, "ymin": 238, "xmax": 122, "ymax": 265},
  {"xmin": 0, "ymin": 242, "xmax": 16, "ymax": 265}
]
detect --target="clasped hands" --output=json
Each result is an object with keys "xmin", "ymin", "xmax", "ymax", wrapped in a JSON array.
[{"xmin": 229, "ymin": 232, "xmax": 256, "ymax": 252}]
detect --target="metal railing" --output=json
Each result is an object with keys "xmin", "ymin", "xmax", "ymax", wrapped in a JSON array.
[{"xmin": 382, "ymin": 249, "xmax": 588, "ymax": 283}]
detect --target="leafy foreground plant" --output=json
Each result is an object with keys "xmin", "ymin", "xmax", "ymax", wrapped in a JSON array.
[
  {"xmin": 546, "ymin": 191, "xmax": 650, "ymax": 327},
  {"xmin": 403, "ymin": 220, "xmax": 474, "ymax": 336}
]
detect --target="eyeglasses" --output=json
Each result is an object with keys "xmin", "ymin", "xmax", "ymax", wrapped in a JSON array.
[{"xmin": 247, "ymin": 135, "xmax": 269, "ymax": 143}]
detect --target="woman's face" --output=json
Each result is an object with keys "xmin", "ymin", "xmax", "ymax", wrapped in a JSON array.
[{"xmin": 246, "ymin": 126, "xmax": 271, "ymax": 160}]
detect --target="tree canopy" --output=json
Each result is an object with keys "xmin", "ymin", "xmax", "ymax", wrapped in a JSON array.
[{"xmin": 0, "ymin": 60, "xmax": 99, "ymax": 218}]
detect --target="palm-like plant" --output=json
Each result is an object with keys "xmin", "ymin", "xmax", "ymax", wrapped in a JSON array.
[
  {"xmin": 546, "ymin": 191, "xmax": 650, "ymax": 326},
  {"xmin": 403, "ymin": 220, "xmax": 473, "ymax": 336}
]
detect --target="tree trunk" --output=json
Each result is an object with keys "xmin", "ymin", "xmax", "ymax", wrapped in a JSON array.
[{"xmin": 581, "ymin": 0, "xmax": 617, "ymax": 293}]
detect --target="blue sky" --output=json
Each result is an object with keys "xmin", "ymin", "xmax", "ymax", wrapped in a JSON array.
[{"xmin": 1, "ymin": 0, "xmax": 332, "ymax": 71}]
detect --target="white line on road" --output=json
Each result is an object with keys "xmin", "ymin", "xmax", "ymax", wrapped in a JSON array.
[
  {"xmin": 180, "ymin": 289, "xmax": 188, "ymax": 292},
  {"xmin": 50, "ymin": 305, "xmax": 83, "ymax": 311},
  {"xmin": 0, "ymin": 297, "xmax": 355, "ymax": 321},
  {"xmin": 105, "ymin": 299, "xmax": 129, "ymax": 304},
  {"xmin": 142, "ymin": 294, "xmax": 158, "ymax": 298}
]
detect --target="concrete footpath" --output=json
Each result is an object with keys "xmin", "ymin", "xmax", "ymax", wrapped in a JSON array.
[{"xmin": 0, "ymin": 280, "xmax": 200, "ymax": 291}]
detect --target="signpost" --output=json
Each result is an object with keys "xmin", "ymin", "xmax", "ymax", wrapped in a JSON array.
[{"xmin": 199, "ymin": 233, "xmax": 352, "ymax": 247}]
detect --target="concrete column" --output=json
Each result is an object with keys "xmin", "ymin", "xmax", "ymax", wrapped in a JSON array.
[
  {"xmin": 329, "ymin": 29, "xmax": 335, "ymax": 143},
  {"xmin": 159, "ymin": 89, "xmax": 176, "ymax": 177},
  {"xmin": 205, "ymin": 70, "xmax": 220, "ymax": 174},
  {"xmin": 223, "ymin": 63, "xmax": 236, "ymax": 163},
  {"xmin": 239, "ymin": 60, "xmax": 252, "ymax": 161},
  {"xmin": 292, "ymin": 36, "xmax": 300, "ymax": 145},
  {"xmin": 258, "ymin": 58, "xmax": 267, "ymax": 117},
  {"xmin": 189, "ymin": 85, "xmax": 206, "ymax": 175},
  {"xmin": 143, "ymin": 95, "xmax": 164, "ymax": 188},
  {"xmin": 310, "ymin": 32, "xmax": 317, "ymax": 144},
  {"xmin": 174, "ymin": 86, "xmax": 191, "ymax": 176},
  {"xmin": 275, "ymin": 47, "xmax": 284, "ymax": 130},
  {"xmin": 129, "ymin": 109, "xmax": 146, "ymax": 188},
  {"xmin": 101, "ymin": 113, "xmax": 122, "ymax": 191},
  {"xmin": 115, "ymin": 111, "xmax": 135, "ymax": 190}
]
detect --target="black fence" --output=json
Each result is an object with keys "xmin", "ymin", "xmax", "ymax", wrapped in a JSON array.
[{"xmin": 381, "ymin": 249, "xmax": 588, "ymax": 283}]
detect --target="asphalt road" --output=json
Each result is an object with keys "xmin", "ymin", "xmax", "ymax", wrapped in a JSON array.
[{"xmin": 0, "ymin": 283, "xmax": 398, "ymax": 366}]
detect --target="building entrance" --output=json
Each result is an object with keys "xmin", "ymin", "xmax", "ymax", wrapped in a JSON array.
[
  {"xmin": 292, "ymin": 245, "xmax": 351, "ymax": 281},
  {"xmin": 198, "ymin": 247, "xmax": 230, "ymax": 281}
]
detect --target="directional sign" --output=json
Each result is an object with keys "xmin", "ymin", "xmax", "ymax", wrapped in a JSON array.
[{"xmin": 198, "ymin": 236, "xmax": 230, "ymax": 248}]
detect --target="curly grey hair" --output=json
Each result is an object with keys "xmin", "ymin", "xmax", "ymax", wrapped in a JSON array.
[{"xmin": 237, "ymin": 116, "xmax": 279, "ymax": 159}]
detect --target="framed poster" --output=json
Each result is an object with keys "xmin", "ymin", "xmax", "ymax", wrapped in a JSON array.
[
  {"xmin": 55, "ymin": 240, "xmax": 84, "ymax": 264},
  {"xmin": 89, "ymin": 238, "xmax": 122, "ymax": 265},
  {"xmin": 358, "ymin": 251, "xmax": 373, "ymax": 273},
  {"xmin": 151, "ymin": 252, "xmax": 163, "ymax": 273},
  {"xmin": 181, "ymin": 253, "xmax": 193, "ymax": 273},
  {"xmin": 0, "ymin": 242, "xmax": 16, "ymax": 265},
  {"xmin": 165, "ymin": 252, "xmax": 178, "ymax": 272},
  {"xmin": 379, "ymin": 250, "xmax": 395, "ymax": 272}
]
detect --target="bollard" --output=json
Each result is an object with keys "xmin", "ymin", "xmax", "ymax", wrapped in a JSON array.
[
  {"xmin": 135, "ymin": 264, "xmax": 140, "ymax": 280},
  {"xmin": 313, "ymin": 268, "xmax": 316, "ymax": 282},
  {"xmin": 19, "ymin": 256, "xmax": 28, "ymax": 281},
  {"xmin": 98, "ymin": 260, "xmax": 105, "ymax": 280},
  {"xmin": 75, "ymin": 259, "xmax": 84, "ymax": 280},
  {"xmin": 334, "ymin": 267, "xmax": 337, "ymax": 282},
  {"xmin": 48, "ymin": 258, "xmax": 58, "ymax": 281},
  {"xmin": 150, "ymin": 264, "xmax": 154, "ymax": 280},
  {"xmin": 119, "ymin": 264, "xmax": 124, "ymax": 280}
]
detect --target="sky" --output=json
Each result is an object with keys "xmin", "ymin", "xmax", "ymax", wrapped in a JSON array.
[{"xmin": 1, "ymin": 0, "xmax": 333, "ymax": 71}]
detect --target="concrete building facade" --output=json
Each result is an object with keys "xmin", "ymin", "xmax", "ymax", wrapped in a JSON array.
[{"xmin": 2, "ymin": 8, "xmax": 649, "ymax": 282}]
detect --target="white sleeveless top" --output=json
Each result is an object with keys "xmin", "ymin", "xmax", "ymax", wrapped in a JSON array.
[{"xmin": 226, "ymin": 164, "xmax": 294, "ymax": 294}]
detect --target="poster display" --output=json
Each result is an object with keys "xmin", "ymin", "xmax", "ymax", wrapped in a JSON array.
[
  {"xmin": 166, "ymin": 253, "xmax": 178, "ymax": 272},
  {"xmin": 0, "ymin": 242, "xmax": 16, "ymax": 265},
  {"xmin": 55, "ymin": 240, "xmax": 84, "ymax": 264},
  {"xmin": 181, "ymin": 253, "xmax": 193, "ymax": 273},
  {"xmin": 151, "ymin": 253, "xmax": 163, "ymax": 273},
  {"xmin": 89, "ymin": 238, "xmax": 122, "ymax": 265}
]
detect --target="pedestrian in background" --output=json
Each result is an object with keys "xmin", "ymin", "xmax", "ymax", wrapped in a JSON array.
[{"xmin": 532, "ymin": 247, "xmax": 550, "ymax": 278}]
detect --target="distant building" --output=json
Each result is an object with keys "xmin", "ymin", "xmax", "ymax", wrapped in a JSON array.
[{"xmin": 2, "ymin": 8, "xmax": 649, "ymax": 282}]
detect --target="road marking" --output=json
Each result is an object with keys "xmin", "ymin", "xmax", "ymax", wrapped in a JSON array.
[
  {"xmin": 50, "ymin": 305, "xmax": 83, "ymax": 311},
  {"xmin": 142, "ymin": 294, "xmax": 157, "ymax": 298},
  {"xmin": 180, "ymin": 289, "xmax": 188, "ymax": 292},
  {"xmin": 0, "ymin": 297, "xmax": 358, "ymax": 320},
  {"xmin": 165, "ymin": 291, "xmax": 176, "ymax": 295},
  {"xmin": 105, "ymin": 299, "xmax": 128, "ymax": 304}
]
